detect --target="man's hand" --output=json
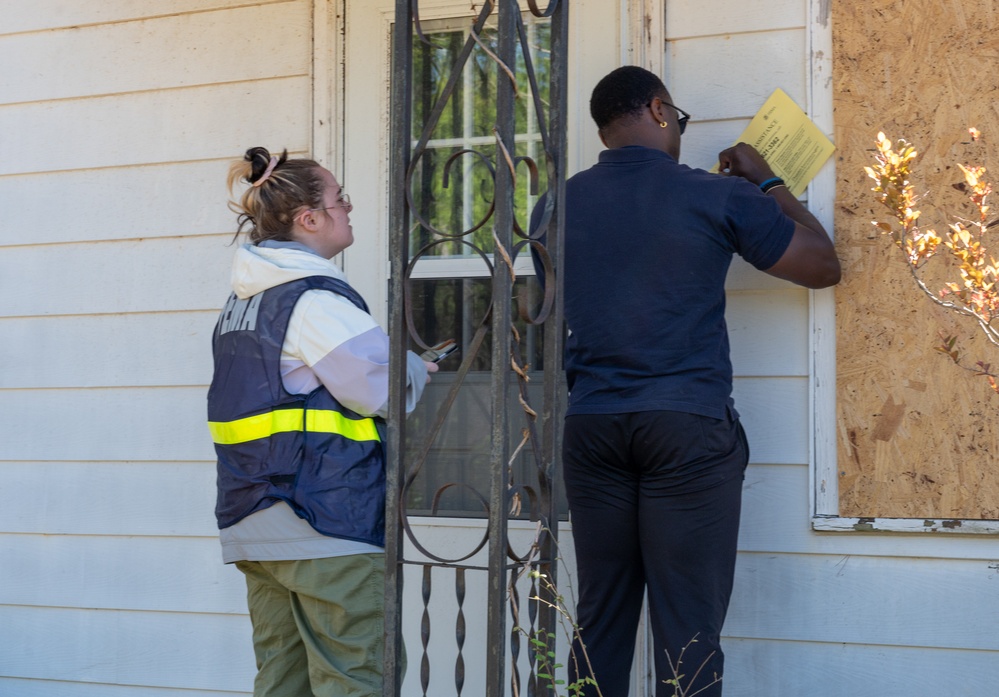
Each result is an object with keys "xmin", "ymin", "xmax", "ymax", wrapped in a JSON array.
[
  {"xmin": 718, "ymin": 143, "xmax": 840, "ymax": 289},
  {"xmin": 717, "ymin": 142, "xmax": 775, "ymax": 186}
]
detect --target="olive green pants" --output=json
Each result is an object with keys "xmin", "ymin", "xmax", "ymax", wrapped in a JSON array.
[{"xmin": 236, "ymin": 554, "xmax": 389, "ymax": 697}]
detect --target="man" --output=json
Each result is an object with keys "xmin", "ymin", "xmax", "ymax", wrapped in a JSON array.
[{"xmin": 530, "ymin": 66, "xmax": 840, "ymax": 696}]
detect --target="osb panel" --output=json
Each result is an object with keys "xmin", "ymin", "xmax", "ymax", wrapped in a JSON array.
[{"xmin": 834, "ymin": 0, "xmax": 999, "ymax": 519}]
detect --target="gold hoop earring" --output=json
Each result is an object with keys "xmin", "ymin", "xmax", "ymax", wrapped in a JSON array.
[{"xmin": 659, "ymin": 121, "xmax": 668, "ymax": 128}]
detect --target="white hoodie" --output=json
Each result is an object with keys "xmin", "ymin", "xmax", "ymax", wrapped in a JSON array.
[{"xmin": 220, "ymin": 241, "xmax": 428, "ymax": 562}]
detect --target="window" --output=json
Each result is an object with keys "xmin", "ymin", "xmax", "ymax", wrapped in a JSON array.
[{"xmin": 399, "ymin": 13, "xmax": 564, "ymax": 517}]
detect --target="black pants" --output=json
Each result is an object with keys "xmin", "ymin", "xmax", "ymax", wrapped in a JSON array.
[{"xmin": 562, "ymin": 409, "xmax": 749, "ymax": 697}]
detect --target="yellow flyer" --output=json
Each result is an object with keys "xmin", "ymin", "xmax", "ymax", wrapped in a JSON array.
[{"xmin": 719, "ymin": 88, "xmax": 835, "ymax": 197}]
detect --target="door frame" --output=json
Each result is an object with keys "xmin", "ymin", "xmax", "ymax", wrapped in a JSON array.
[{"xmin": 313, "ymin": 2, "xmax": 662, "ymax": 695}]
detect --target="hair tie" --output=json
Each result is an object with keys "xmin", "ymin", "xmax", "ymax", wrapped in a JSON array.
[{"xmin": 251, "ymin": 156, "xmax": 279, "ymax": 187}]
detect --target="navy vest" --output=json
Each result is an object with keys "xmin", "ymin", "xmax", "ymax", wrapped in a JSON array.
[{"xmin": 207, "ymin": 276, "xmax": 386, "ymax": 546}]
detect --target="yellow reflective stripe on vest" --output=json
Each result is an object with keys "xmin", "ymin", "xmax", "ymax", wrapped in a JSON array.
[
  {"xmin": 305, "ymin": 410, "xmax": 381, "ymax": 442},
  {"xmin": 209, "ymin": 409, "xmax": 380, "ymax": 445}
]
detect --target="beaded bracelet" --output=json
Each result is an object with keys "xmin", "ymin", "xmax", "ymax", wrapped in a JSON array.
[{"xmin": 759, "ymin": 177, "xmax": 786, "ymax": 194}]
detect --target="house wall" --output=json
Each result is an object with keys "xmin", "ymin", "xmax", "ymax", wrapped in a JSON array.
[
  {"xmin": 2, "ymin": 1, "xmax": 998, "ymax": 696},
  {"xmin": 0, "ymin": 1, "xmax": 313, "ymax": 694},
  {"xmin": 667, "ymin": 0, "xmax": 999, "ymax": 693}
]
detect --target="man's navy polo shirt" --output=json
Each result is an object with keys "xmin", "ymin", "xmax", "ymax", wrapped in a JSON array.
[{"xmin": 531, "ymin": 146, "xmax": 795, "ymax": 420}]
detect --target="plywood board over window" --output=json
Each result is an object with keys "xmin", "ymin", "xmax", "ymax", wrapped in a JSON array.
[{"xmin": 833, "ymin": 0, "xmax": 999, "ymax": 523}]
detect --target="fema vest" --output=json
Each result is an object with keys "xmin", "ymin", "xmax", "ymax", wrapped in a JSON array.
[{"xmin": 207, "ymin": 276, "xmax": 386, "ymax": 546}]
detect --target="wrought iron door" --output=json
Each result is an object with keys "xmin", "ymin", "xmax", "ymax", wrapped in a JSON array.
[{"xmin": 384, "ymin": 1, "xmax": 569, "ymax": 695}]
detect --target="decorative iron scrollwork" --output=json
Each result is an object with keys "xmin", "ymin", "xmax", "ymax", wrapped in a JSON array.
[{"xmin": 386, "ymin": 1, "xmax": 568, "ymax": 695}]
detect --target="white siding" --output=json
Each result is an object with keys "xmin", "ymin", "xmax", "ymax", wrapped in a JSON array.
[
  {"xmin": 2, "ymin": 0, "xmax": 292, "ymax": 34},
  {"xmin": 722, "ymin": 638, "xmax": 998, "ymax": 697},
  {"xmin": 0, "ymin": 1, "xmax": 312, "ymax": 694},
  {"xmin": 2, "ymin": 606, "xmax": 253, "ymax": 692},
  {"xmin": 0, "ymin": 462, "xmax": 216, "ymax": 536},
  {"xmin": 666, "ymin": 3, "xmax": 999, "ymax": 694},
  {"xmin": 0, "ymin": 161, "xmax": 235, "ymax": 246}
]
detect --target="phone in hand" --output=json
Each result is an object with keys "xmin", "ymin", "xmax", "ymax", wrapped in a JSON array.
[{"xmin": 420, "ymin": 339, "xmax": 459, "ymax": 363}]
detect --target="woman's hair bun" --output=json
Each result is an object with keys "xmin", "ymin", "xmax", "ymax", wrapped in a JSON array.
[{"xmin": 245, "ymin": 147, "xmax": 288, "ymax": 186}]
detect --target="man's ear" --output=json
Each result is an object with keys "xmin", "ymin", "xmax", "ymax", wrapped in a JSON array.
[{"xmin": 648, "ymin": 98, "xmax": 669, "ymax": 127}]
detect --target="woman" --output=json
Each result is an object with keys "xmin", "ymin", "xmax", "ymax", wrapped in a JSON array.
[{"xmin": 207, "ymin": 147, "xmax": 435, "ymax": 696}]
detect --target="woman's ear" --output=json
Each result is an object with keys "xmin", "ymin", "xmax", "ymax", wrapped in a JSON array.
[{"xmin": 295, "ymin": 208, "xmax": 320, "ymax": 233}]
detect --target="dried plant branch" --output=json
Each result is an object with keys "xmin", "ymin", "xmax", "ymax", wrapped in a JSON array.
[{"xmin": 867, "ymin": 129, "xmax": 999, "ymax": 393}]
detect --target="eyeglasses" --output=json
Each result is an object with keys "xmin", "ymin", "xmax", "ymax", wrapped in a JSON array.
[
  {"xmin": 297, "ymin": 190, "xmax": 351, "ymax": 224},
  {"xmin": 311, "ymin": 190, "xmax": 351, "ymax": 213},
  {"xmin": 649, "ymin": 98, "xmax": 691, "ymax": 135}
]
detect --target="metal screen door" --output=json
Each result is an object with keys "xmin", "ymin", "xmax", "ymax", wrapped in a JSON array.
[{"xmin": 383, "ymin": 1, "xmax": 569, "ymax": 696}]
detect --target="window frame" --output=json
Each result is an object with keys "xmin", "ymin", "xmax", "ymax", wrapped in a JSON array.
[{"xmin": 806, "ymin": 0, "xmax": 999, "ymax": 535}]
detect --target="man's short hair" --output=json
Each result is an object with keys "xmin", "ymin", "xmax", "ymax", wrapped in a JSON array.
[{"xmin": 589, "ymin": 66, "xmax": 669, "ymax": 130}]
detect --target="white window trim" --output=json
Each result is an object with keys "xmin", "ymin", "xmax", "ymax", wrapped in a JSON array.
[
  {"xmin": 623, "ymin": 4, "xmax": 664, "ymax": 695},
  {"xmin": 313, "ymin": 0, "xmax": 344, "ymax": 185},
  {"xmin": 806, "ymin": 0, "xmax": 999, "ymax": 535}
]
